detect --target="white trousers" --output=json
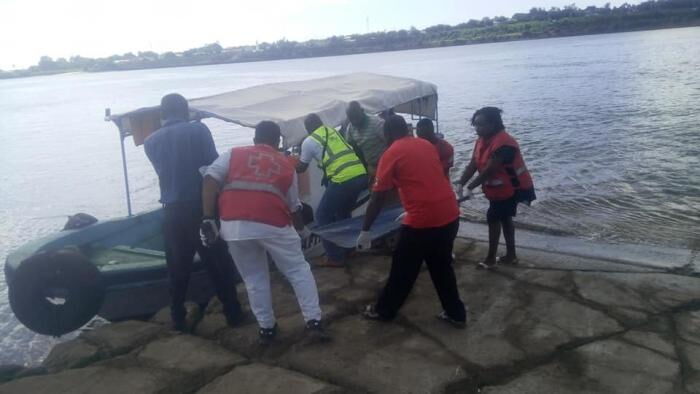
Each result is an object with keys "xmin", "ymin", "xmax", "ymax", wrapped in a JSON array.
[{"xmin": 227, "ymin": 231, "xmax": 322, "ymax": 329}]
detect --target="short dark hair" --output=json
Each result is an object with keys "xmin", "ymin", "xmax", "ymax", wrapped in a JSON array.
[
  {"xmin": 304, "ymin": 113, "xmax": 323, "ymax": 133},
  {"xmin": 346, "ymin": 101, "xmax": 364, "ymax": 118},
  {"xmin": 161, "ymin": 93, "xmax": 189, "ymax": 120},
  {"xmin": 254, "ymin": 121, "xmax": 281, "ymax": 147},
  {"xmin": 416, "ymin": 118, "xmax": 434, "ymax": 134},
  {"xmin": 383, "ymin": 114, "xmax": 409, "ymax": 138},
  {"xmin": 471, "ymin": 107, "xmax": 504, "ymax": 131}
]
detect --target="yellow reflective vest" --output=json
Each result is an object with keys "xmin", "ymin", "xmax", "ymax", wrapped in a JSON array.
[{"xmin": 309, "ymin": 125, "xmax": 366, "ymax": 183}]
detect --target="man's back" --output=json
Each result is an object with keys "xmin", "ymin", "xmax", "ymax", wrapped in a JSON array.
[
  {"xmin": 435, "ymin": 138, "xmax": 454, "ymax": 176},
  {"xmin": 145, "ymin": 119, "xmax": 218, "ymax": 204},
  {"xmin": 374, "ymin": 137, "xmax": 458, "ymax": 228}
]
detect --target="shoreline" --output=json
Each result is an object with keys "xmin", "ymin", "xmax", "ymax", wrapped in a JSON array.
[
  {"xmin": 458, "ymin": 219, "xmax": 700, "ymax": 271},
  {"xmin": 2, "ymin": 24, "xmax": 699, "ymax": 81}
]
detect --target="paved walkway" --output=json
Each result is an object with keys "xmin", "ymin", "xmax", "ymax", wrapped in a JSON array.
[{"xmin": 2, "ymin": 236, "xmax": 700, "ymax": 393}]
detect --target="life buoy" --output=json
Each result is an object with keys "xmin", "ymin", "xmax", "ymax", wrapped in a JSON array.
[
  {"xmin": 8, "ymin": 248, "xmax": 105, "ymax": 337},
  {"xmin": 62, "ymin": 213, "xmax": 97, "ymax": 231}
]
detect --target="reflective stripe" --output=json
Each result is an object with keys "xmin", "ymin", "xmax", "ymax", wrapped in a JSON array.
[
  {"xmin": 223, "ymin": 180, "xmax": 286, "ymax": 200},
  {"xmin": 326, "ymin": 148, "xmax": 355, "ymax": 161},
  {"xmin": 485, "ymin": 179, "xmax": 504, "ymax": 186},
  {"xmin": 327, "ymin": 159, "xmax": 364, "ymax": 179},
  {"xmin": 310, "ymin": 128, "xmax": 355, "ymax": 160},
  {"xmin": 310, "ymin": 125, "xmax": 366, "ymax": 183},
  {"xmin": 486, "ymin": 167, "xmax": 526, "ymax": 187}
]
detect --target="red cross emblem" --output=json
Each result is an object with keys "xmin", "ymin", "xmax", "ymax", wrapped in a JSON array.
[{"xmin": 248, "ymin": 152, "xmax": 281, "ymax": 178}]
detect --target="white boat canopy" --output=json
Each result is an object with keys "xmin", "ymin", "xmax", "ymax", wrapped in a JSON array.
[{"xmin": 108, "ymin": 72, "xmax": 438, "ymax": 147}]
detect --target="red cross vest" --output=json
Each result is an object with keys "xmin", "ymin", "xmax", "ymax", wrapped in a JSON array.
[
  {"xmin": 219, "ymin": 144, "xmax": 295, "ymax": 227},
  {"xmin": 473, "ymin": 130, "xmax": 533, "ymax": 202}
]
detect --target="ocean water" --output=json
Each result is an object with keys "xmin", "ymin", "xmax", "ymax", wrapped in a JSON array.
[{"xmin": 1, "ymin": 26, "xmax": 699, "ymax": 366}]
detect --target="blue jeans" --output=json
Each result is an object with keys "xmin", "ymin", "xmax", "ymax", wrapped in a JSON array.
[{"xmin": 316, "ymin": 174, "xmax": 369, "ymax": 261}]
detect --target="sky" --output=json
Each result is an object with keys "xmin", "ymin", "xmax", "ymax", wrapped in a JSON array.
[{"xmin": 0, "ymin": 0, "xmax": 636, "ymax": 70}]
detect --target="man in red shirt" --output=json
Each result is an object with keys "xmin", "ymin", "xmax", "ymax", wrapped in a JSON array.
[
  {"xmin": 416, "ymin": 118, "xmax": 454, "ymax": 178},
  {"xmin": 356, "ymin": 115, "xmax": 467, "ymax": 328}
]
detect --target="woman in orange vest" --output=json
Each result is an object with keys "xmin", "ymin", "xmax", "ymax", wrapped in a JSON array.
[{"xmin": 454, "ymin": 107, "xmax": 536, "ymax": 269}]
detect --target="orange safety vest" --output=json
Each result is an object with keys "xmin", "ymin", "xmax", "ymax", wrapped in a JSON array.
[
  {"xmin": 219, "ymin": 145, "xmax": 295, "ymax": 227},
  {"xmin": 473, "ymin": 130, "xmax": 533, "ymax": 201}
]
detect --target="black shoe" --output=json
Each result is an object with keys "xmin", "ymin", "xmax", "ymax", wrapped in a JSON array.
[
  {"xmin": 361, "ymin": 304, "xmax": 391, "ymax": 321},
  {"xmin": 305, "ymin": 319, "xmax": 331, "ymax": 343},
  {"xmin": 258, "ymin": 324, "xmax": 278, "ymax": 345},
  {"xmin": 436, "ymin": 311, "xmax": 467, "ymax": 329}
]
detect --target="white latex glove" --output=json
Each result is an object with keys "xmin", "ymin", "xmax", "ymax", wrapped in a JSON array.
[
  {"xmin": 200, "ymin": 218, "xmax": 219, "ymax": 247},
  {"xmin": 394, "ymin": 211, "xmax": 407, "ymax": 222},
  {"xmin": 356, "ymin": 231, "xmax": 372, "ymax": 251},
  {"xmin": 297, "ymin": 226, "xmax": 312, "ymax": 240}
]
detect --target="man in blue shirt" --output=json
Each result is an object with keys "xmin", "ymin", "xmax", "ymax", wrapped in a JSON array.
[{"xmin": 145, "ymin": 93, "xmax": 242, "ymax": 331}]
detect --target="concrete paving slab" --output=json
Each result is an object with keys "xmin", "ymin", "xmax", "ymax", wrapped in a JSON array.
[
  {"xmin": 42, "ymin": 339, "xmax": 100, "ymax": 372},
  {"xmin": 482, "ymin": 334, "xmax": 679, "ymax": 394},
  {"xmin": 347, "ymin": 254, "xmax": 392, "ymax": 288},
  {"xmin": 0, "ymin": 365, "xmax": 178, "ymax": 394},
  {"xmin": 675, "ymin": 311, "xmax": 700, "ymax": 345},
  {"xmin": 283, "ymin": 317, "xmax": 467, "ymax": 393},
  {"xmin": 197, "ymin": 363, "xmax": 340, "ymax": 394},
  {"xmin": 620, "ymin": 330, "xmax": 676, "ymax": 359},
  {"xmin": 404, "ymin": 267, "xmax": 622, "ymax": 369},
  {"xmin": 195, "ymin": 313, "xmax": 230, "ymax": 339},
  {"xmin": 80, "ymin": 321, "xmax": 166, "ymax": 356},
  {"xmin": 309, "ymin": 267, "xmax": 351, "ymax": 295},
  {"xmin": 138, "ymin": 335, "xmax": 247, "ymax": 374},
  {"xmin": 573, "ymin": 272, "xmax": 700, "ymax": 320}
]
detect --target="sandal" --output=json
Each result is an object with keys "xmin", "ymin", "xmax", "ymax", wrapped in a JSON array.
[
  {"xmin": 361, "ymin": 304, "xmax": 390, "ymax": 321},
  {"xmin": 476, "ymin": 260, "xmax": 497, "ymax": 270},
  {"xmin": 497, "ymin": 256, "xmax": 519, "ymax": 266}
]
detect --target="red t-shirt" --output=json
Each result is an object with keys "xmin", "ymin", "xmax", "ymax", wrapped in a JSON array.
[
  {"xmin": 435, "ymin": 138, "xmax": 454, "ymax": 176},
  {"xmin": 373, "ymin": 137, "xmax": 459, "ymax": 228}
]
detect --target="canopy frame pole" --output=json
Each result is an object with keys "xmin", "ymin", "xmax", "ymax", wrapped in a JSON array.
[
  {"xmin": 435, "ymin": 97, "xmax": 440, "ymax": 135},
  {"xmin": 119, "ymin": 132, "xmax": 133, "ymax": 217}
]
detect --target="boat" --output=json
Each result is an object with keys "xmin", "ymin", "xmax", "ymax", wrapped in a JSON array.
[{"xmin": 4, "ymin": 72, "xmax": 440, "ymax": 336}]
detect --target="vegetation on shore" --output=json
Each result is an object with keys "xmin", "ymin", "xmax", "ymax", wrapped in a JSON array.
[{"xmin": 2, "ymin": 0, "xmax": 699, "ymax": 79}]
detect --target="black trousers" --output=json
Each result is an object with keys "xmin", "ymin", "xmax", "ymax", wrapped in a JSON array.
[
  {"xmin": 375, "ymin": 219, "xmax": 466, "ymax": 321},
  {"xmin": 163, "ymin": 201, "xmax": 242, "ymax": 320}
]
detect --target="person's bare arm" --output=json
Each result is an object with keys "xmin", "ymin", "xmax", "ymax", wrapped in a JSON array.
[
  {"xmin": 202, "ymin": 175, "xmax": 221, "ymax": 218},
  {"xmin": 458, "ymin": 157, "xmax": 478, "ymax": 186},
  {"xmin": 361, "ymin": 190, "xmax": 388, "ymax": 231}
]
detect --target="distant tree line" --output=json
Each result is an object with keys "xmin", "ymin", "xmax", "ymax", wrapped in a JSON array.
[{"xmin": 2, "ymin": 0, "xmax": 699, "ymax": 79}]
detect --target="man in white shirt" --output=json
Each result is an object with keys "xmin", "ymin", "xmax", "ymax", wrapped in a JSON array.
[
  {"xmin": 200, "ymin": 121, "xmax": 328, "ymax": 345},
  {"xmin": 297, "ymin": 113, "xmax": 368, "ymax": 267}
]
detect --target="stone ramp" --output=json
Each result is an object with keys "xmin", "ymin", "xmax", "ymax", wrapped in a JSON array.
[{"xmin": 3, "ymin": 237, "xmax": 700, "ymax": 393}]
